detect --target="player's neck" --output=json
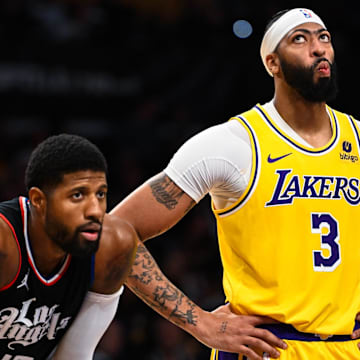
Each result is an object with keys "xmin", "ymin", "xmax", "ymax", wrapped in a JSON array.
[
  {"xmin": 28, "ymin": 209, "xmax": 67, "ymax": 277},
  {"xmin": 273, "ymin": 92, "xmax": 332, "ymax": 148}
]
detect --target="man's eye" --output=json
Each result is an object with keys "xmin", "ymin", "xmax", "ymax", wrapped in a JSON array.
[
  {"xmin": 320, "ymin": 33, "xmax": 330, "ymax": 42},
  {"xmin": 72, "ymin": 192, "xmax": 83, "ymax": 200},
  {"xmin": 293, "ymin": 35, "xmax": 305, "ymax": 43},
  {"xmin": 97, "ymin": 191, "xmax": 106, "ymax": 199}
]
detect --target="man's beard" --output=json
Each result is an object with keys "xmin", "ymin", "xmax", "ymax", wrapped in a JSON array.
[
  {"xmin": 44, "ymin": 211, "xmax": 101, "ymax": 258},
  {"xmin": 279, "ymin": 56, "xmax": 338, "ymax": 103}
]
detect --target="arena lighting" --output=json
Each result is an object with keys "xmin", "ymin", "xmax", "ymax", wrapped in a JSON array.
[{"xmin": 233, "ymin": 19, "xmax": 253, "ymax": 39}]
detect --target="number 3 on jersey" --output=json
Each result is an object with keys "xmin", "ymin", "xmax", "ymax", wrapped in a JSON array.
[{"xmin": 311, "ymin": 213, "xmax": 341, "ymax": 272}]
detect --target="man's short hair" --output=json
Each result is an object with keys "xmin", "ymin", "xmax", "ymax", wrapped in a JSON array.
[
  {"xmin": 264, "ymin": 9, "xmax": 289, "ymax": 34},
  {"xmin": 25, "ymin": 133, "xmax": 108, "ymax": 192}
]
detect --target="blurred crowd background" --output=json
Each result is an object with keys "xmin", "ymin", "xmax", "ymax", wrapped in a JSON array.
[{"xmin": 0, "ymin": 1, "xmax": 358, "ymax": 359}]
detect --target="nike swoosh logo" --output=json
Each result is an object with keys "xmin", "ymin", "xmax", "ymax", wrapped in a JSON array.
[{"xmin": 267, "ymin": 153, "xmax": 292, "ymax": 163}]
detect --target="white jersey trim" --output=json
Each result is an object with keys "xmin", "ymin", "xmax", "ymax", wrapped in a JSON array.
[{"xmin": 22, "ymin": 197, "xmax": 71, "ymax": 286}]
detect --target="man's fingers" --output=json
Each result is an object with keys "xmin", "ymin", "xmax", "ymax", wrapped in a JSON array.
[
  {"xmin": 244, "ymin": 336, "xmax": 282, "ymax": 359},
  {"xmin": 204, "ymin": 311, "xmax": 287, "ymax": 356},
  {"xmin": 252, "ymin": 328, "xmax": 287, "ymax": 350},
  {"xmin": 351, "ymin": 329, "xmax": 360, "ymax": 339},
  {"xmin": 238, "ymin": 345, "xmax": 269, "ymax": 360}
]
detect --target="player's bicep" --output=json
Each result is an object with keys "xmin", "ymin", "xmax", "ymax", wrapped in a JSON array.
[{"xmin": 110, "ymin": 172, "xmax": 195, "ymax": 241}]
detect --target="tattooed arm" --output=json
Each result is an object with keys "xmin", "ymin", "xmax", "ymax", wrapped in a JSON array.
[
  {"xmin": 111, "ymin": 172, "xmax": 195, "ymax": 241},
  {"xmin": 127, "ymin": 241, "xmax": 198, "ymax": 327},
  {"xmin": 110, "ymin": 172, "xmax": 286, "ymax": 359},
  {"xmin": 125, "ymin": 240, "xmax": 285, "ymax": 359}
]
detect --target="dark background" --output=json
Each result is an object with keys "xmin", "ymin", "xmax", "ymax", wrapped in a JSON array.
[{"xmin": 0, "ymin": 1, "xmax": 357, "ymax": 359}]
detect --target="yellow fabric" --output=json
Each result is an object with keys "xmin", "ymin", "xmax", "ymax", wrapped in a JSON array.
[
  {"xmin": 276, "ymin": 340, "xmax": 360, "ymax": 359},
  {"xmin": 212, "ymin": 104, "xmax": 360, "ymax": 336},
  {"xmin": 211, "ymin": 340, "xmax": 360, "ymax": 360}
]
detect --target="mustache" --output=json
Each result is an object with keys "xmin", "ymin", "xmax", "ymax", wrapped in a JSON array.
[
  {"xmin": 311, "ymin": 57, "xmax": 332, "ymax": 70},
  {"xmin": 76, "ymin": 221, "xmax": 102, "ymax": 232}
]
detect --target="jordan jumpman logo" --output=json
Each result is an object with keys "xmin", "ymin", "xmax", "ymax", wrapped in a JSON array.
[{"xmin": 17, "ymin": 268, "xmax": 30, "ymax": 291}]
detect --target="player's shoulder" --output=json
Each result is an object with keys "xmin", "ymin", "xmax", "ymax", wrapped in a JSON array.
[
  {"xmin": 97, "ymin": 213, "xmax": 137, "ymax": 262},
  {"xmin": 0, "ymin": 205, "xmax": 19, "ymax": 252},
  {"xmin": 178, "ymin": 118, "xmax": 248, "ymax": 149},
  {"xmin": 0, "ymin": 201, "xmax": 21, "ymax": 288},
  {"xmin": 0, "ymin": 216, "xmax": 12, "ymax": 267}
]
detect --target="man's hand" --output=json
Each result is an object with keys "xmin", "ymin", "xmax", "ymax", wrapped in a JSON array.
[
  {"xmin": 193, "ymin": 304, "xmax": 287, "ymax": 360},
  {"xmin": 351, "ymin": 312, "xmax": 360, "ymax": 350}
]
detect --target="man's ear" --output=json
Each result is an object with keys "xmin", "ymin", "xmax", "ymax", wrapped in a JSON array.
[
  {"xmin": 266, "ymin": 53, "xmax": 280, "ymax": 76},
  {"xmin": 28, "ymin": 187, "xmax": 47, "ymax": 216}
]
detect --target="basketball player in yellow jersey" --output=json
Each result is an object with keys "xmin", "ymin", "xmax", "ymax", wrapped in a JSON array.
[{"xmin": 110, "ymin": 8, "xmax": 360, "ymax": 360}]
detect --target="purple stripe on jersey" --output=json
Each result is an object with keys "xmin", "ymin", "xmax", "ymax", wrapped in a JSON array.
[
  {"xmin": 348, "ymin": 115, "xmax": 360, "ymax": 149},
  {"xmin": 259, "ymin": 323, "xmax": 355, "ymax": 342},
  {"xmin": 217, "ymin": 351, "xmax": 239, "ymax": 360},
  {"xmin": 217, "ymin": 322, "xmax": 360, "ymax": 360}
]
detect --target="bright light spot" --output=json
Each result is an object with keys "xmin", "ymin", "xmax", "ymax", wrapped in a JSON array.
[{"xmin": 233, "ymin": 20, "xmax": 253, "ymax": 39}]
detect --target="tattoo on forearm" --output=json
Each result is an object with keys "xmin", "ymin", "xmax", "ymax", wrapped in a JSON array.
[
  {"xmin": 134, "ymin": 250, "xmax": 153, "ymax": 270},
  {"xmin": 150, "ymin": 175, "xmax": 184, "ymax": 210},
  {"xmin": 153, "ymin": 285, "xmax": 197, "ymax": 325},
  {"xmin": 129, "ymin": 269, "xmax": 153, "ymax": 285},
  {"xmin": 154, "ymin": 270, "xmax": 164, "ymax": 282},
  {"xmin": 127, "ymin": 242, "xmax": 198, "ymax": 326},
  {"xmin": 128, "ymin": 243, "xmax": 156, "ymax": 284},
  {"xmin": 169, "ymin": 299, "xmax": 197, "ymax": 325},
  {"xmin": 153, "ymin": 284, "xmax": 180, "ymax": 305}
]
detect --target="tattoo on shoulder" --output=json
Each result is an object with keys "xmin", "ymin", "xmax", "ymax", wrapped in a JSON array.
[{"xmin": 149, "ymin": 175, "xmax": 184, "ymax": 210}]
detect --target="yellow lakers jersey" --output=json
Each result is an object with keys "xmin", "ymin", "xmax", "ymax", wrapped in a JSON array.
[{"xmin": 212, "ymin": 104, "xmax": 360, "ymax": 336}]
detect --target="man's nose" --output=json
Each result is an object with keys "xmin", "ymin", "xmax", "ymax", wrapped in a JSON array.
[
  {"xmin": 85, "ymin": 196, "xmax": 104, "ymax": 221},
  {"xmin": 311, "ymin": 39, "xmax": 326, "ymax": 57}
]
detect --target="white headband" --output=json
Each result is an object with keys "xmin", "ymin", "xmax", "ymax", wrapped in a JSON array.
[{"xmin": 260, "ymin": 8, "xmax": 326, "ymax": 76}]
